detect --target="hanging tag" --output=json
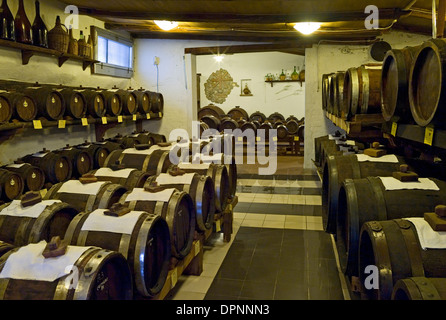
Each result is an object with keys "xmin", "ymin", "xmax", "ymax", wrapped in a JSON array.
[
  {"xmin": 146, "ymin": 113, "xmax": 151, "ymax": 120},
  {"xmin": 81, "ymin": 118, "xmax": 88, "ymax": 126},
  {"xmin": 294, "ymin": 136, "xmax": 299, "ymax": 141},
  {"xmin": 158, "ymin": 112, "xmax": 162, "ymax": 118},
  {"xmin": 58, "ymin": 120, "xmax": 66, "ymax": 129},
  {"xmin": 215, "ymin": 220, "xmax": 221, "ymax": 232},
  {"xmin": 132, "ymin": 114, "xmax": 137, "ymax": 121},
  {"xmin": 33, "ymin": 120, "xmax": 42, "ymax": 129},
  {"xmin": 101, "ymin": 117, "xmax": 107, "ymax": 125},
  {"xmin": 424, "ymin": 126, "xmax": 434, "ymax": 146},
  {"xmin": 117, "ymin": 115, "xmax": 123, "ymax": 123},
  {"xmin": 391, "ymin": 122, "xmax": 398, "ymax": 136}
]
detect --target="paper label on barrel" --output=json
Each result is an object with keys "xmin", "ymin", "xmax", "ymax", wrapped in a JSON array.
[
  {"xmin": 80, "ymin": 209, "xmax": 146, "ymax": 235},
  {"xmin": 146, "ymin": 113, "xmax": 151, "ymax": 119},
  {"xmin": 33, "ymin": 120, "xmax": 42, "ymax": 130},
  {"xmin": 391, "ymin": 122, "xmax": 398, "ymax": 136},
  {"xmin": 81, "ymin": 118, "xmax": 88, "ymax": 126},
  {"xmin": 132, "ymin": 114, "xmax": 137, "ymax": 121},
  {"xmin": 125, "ymin": 188, "xmax": 175, "ymax": 202},
  {"xmin": 57, "ymin": 180, "xmax": 107, "ymax": 195},
  {"xmin": 424, "ymin": 126, "xmax": 434, "ymax": 146},
  {"xmin": 294, "ymin": 136, "xmax": 299, "ymax": 141},
  {"xmin": 158, "ymin": 112, "xmax": 162, "ymax": 118},
  {"xmin": 101, "ymin": 117, "xmax": 107, "ymax": 125},
  {"xmin": 6, "ymin": 163, "xmax": 26, "ymax": 168},
  {"xmin": 118, "ymin": 115, "xmax": 123, "ymax": 123},
  {"xmin": 58, "ymin": 120, "xmax": 66, "ymax": 129}
]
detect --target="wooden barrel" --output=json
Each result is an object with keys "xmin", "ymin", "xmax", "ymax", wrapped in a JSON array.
[
  {"xmin": 200, "ymin": 152, "xmax": 237, "ymax": 198},
  {"xmin": 267, "ymin": 112, "xmax": 285, "ymax": 123},
  {"xmin": 276, "ymin": 124, "xmax": 289, "ymax": 139},
  {"xmin": 130, "ymin": 88, "xmax": 151, "ymax": 114},
  {"xmin": 0, "ymin": 92, "xmax": 13, "ymax": 124},
  {"xmin": 198, "ymin": 104, "xmax": 226, "ymax": 120},
  {"xmin": 82, "ymin": 89, "xmax": 106, "ymax": 118},
  {"xmin": 359, "ymin": 218, "xmax": 446, "ymax": 300},
  {"xmin": 409, "ymin": 39, "xmax": 446, "ymax": 127},
  {"xmin": 103, "ymin": 146, "xmax": 172, "ymax": 176},
  {"xmin": 22, "ymin": 86, "xmax": 65, "ymax": 120},
  {"xmin": 322, "ymin": 153, "xmax": 406, "ymax": 234},
  {"xmin": 381, "ymin": 46, "xmax": 420, "ymax": 122},
  {"xmin": 54, "ymin": 145, "xmax": 93, "ymax": 179},
  {"xmin": 201, "ymin": 115, "xmax": 221, "ymax": 130},
  {"xmin": 0, "ymin": 244, "xmax": 133, "ymax": 300},
  {"xmin": 0, "ymin": 241, "xmax": 15, "ymax": 257},
  {"xmin": 75, "ymin": 141, "xmax": 110, "ymax": 169},
  {"xmin": 0, "ymin": 200, "xmax": 78, "ymax": 246},
  {"xmin": 258, "ymin": 122, "xmax": 273, "ymax": 140},
  {"xmin": 297, "ymin": 125, "xmax": 304, "ymax": 142},
  {"xmin": 0, "ymin": 169, "xmax": 24, "ymax": 201},
  {"xmin": 100, "ymin": 89, "xmax": 122, "ymax": 117},
  {"xmin": 336, "ymin": 176, "xmax": 446, "ymax": 277},
  {"xmin": 199, "ymin": 121, "xmax": 210, "ymax": 136},
  {"xmin": 89, "ymin": 168, "xmax": 150, "ymax": 190},
  {"xmin": 240, "ymin": 121, "xmax": 256, "ymax": 134},
  {"xmin": 43, "ymin": 180, "xmax": 128, "ymax": 213},
  {"xmin": 321, "ymin": 73, "xmax": 331, "ymax": 112},
  {"xmin": 342, "ymin": 68, "xmax": 358, "ymax": 118},
  {"xmin": 285, "ymin": 119, "xmax": 299, "ymax": 135},
  {"xmin": 3, "ymin": 163, "xmax": 45, "ymax": 192},
  {"xmin": 58, "ymin": 88, "xmax": 87, "ymax": 119},
  {"xmin": 7, "ymin": 91, "xmax": 38, "ymax": 122},
  {"xmin": 149, "ymin": 92, "xmax": 164, "ymax": 114},
  {"xmin": 64, "ymin": 208, "xmax": 171, "ymax": 297},
  {"xmin": 92, "ymin": 140, "xmax": 123, "ymax": 154},
  {"xmin": 22, "ymin": 149, "xmax": 72, "ymax": 185},
  {"xmin": 177, "ymin": 162, "xmax": 230, "ymax": 213},
  {"xmin": 220, "ymin": 118, "xmax": 238, "ymax": 131},
  {"xmin": 314, "ymin": 135, "xmax": 330, "ymax": 167},
  {"xmin": 249, "ymin": 111, "xmax": 267, "ymax": 123},
  {"xmin": 392, "ymin": 277, "xmax": 446, "ymax": 300},
  {"xmin": 228, "ymin": 106, "xmax": 249, "ymax": 120},
  {"xmin": 119, "ymin": 187, "xmax": 194, "ymax": 262},
  {"xmin": 333, "ymin": 71, "xmax": 345, "ymax": 117},
  {"xmin": 146, "ymin": 172, "xmax": 214, "ymax": 232},
  {"xmin": 115, "ymin": 89, "xmax": 138, "ymax": 115}
]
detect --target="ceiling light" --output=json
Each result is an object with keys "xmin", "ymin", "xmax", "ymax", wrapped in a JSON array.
[
  {"xmin": 154, "ymin": 20, "xmax": 178, "ymax": 31},
  {"xmin": 214, "ymin": 55, "xmax": 224, "ymax": 62},
  {"xmin": 294, "ymin": 22, "xmax": 321, "ymax": 35}
]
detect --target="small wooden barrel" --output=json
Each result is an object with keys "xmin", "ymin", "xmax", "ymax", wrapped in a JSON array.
[
  {"xmin": 9, "ymin": 91, "xmax": 38, "ymax": 122},
  {"xmin": 0, "ymin": 169, "xmax": 24, "ymax": 201},
  {"xmin": 267, "ymin": 112, "xmax": 285, "ymax": 123},
  {"xmin": 100, "ymin": 89, "xmax": 122, "ymax": 117},
  {"xmin": 381, "ymin": 46, "xmax": 420, "ymax": 122},
  {"xmin": 257, "ymin": 122, "xmax": 273, "ymax": 140},
  {"xmin": 130, "ymin": 88, "xmax": 151, "ymax": 114},
  {"xmin": 58, "ymin": 88, "xmax": 87, "ymax": 119},
  {"xmin": 322, "ymin": 153, "xmax": 406, "ymax": 234},
  {"xmin": 0, "ymin": 200, "xmax": 78, "ymax": 246},
  {"xmin": 285, "ymin": 119, "xmax": 299, "ymax": 135},
  {"xmin": 54, "ymin": 145, "xmax": 93, "ymax": 178},
  {"xmin": 146, "ymin": 173, "xmax": 214, "ymax": 232},
  {"xmin": 0, "ymin": 241, "xmax": 15, "ymax": 257},
  {"xmin": 75, "ymin": 141, "xmax": 110, "ymax": 169},
  {"xmin": 392, "ymin": 277, "xmax": 446, "ymax": 300},
  {"xmin": 342, "ymin": 68, "xmax": 358, "ymax": 119},
  {"xmin": 0, "ymin": 92, "xmax": 13, "ymax": 124},
  {"xmin": 119, "ymin": 187, "xmax": 194, "ymax": 262},
  {"xmin": 82, "ymin": 89, "xmax": 106, "ymax": 118},
  {"xmin": 149, "ymin": 92, "xmax": 164, "ymax": 114},
  {"xmin": 200, "ymin": 152, "xmax": 237, "ymax": 198},
  {"xmin": 201, "ymin": 115, "xmax": 221, "ymax": 130},
  {"xmin": 240, "ymin": 121, "xmax": 256, "ymax": 134},
  {"xmin": 198, "ymin": 104, "xmax": 225, "ymax": 120},
  {"xmin": 276, "ymin": 124, "xmax": 289, "ymax": 139},
  {"xmin": 249, "ymin": 111, "xmax": 267, "ymax": 123},
  {"xmin": 22, "ymin": 150, "xmax": 72, "ymax": 185},
  {"xmin": 3, "ymin": 163, "xmax": 45, "ymax": 192},
  {"xmin": 119, "ymin": 89, "xmax": 138, "ymax": 115},
  {"xmin": 336, "ymin": 176, "xmax": 446, "ymax": 277},
  {"xmin": 0, "ymin": 245, "xmax": 133, "ymax": 300},
  {"xmin": 220, "ymin": 118, "xmax": 238, "ymax": 131},
  {"xmin": 360, "ymin": 219, "xmax": 446, "ymax": 300},
  {"xmin": 22, "ymin": 86, "xmax": 65, "ymax": 120},
  {"xmin": 297, "ymin": 124, "xmax": 304, "ymax": 142},
  {"xmin": 103, "ymin": 147, "xmax": 172, "ymax": 176},
  {"xmin": 228, "ymin": 106, "xmax": 249, "ymax": 120},
  {"xmin": 89, "ymin": 168, "xmax": 151, "ymax": 190},
  {"xmin": 43, "ymin": 180, "xmax": 128, "ymax": 213},
  {"xmin": 64, "ymin": 208, "xmax": 171, "ymax": 297}
]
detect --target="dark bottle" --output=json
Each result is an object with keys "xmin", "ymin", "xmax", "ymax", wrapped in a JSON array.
[
  {"xmin": 31, "ymin": 0, "xmax": 47, "ymax": 47},
  {"xmin": 0, "ymin": 0, "xmax": 15, "ymax": 41},
  {"xmin": 14, "ymin": 0, "xmax": 32, "ymax": 44}
]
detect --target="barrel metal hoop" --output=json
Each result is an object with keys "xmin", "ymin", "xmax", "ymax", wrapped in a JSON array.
[
  {"xmin": 361, "ymin": 67, "xmax": 370, "ymax": 114},
  {"xmin": 367, "ymin": 177, "xmax": 387, "ymax": 221},
  {"xmin": 394, "ymin": 219, "xmax": 425, "ymax": 278},
  {"xmin": 28, "ymin": 203, "xmax": 62, "ymax": 243},
  {"xmin": 14, "ymin": 216, "xmax": 34, "ymax": 246},
  {"xmin": 350, "ymin": 68, "xmax": 359, "ymax": 115},
  {"xmin": 411, "ymin": 277, "xmax": 442, "ymax": 300}
]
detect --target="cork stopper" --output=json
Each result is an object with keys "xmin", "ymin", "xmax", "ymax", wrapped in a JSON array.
[{"xmin": 104, "ymin": 203, "xmax": 131, "ymax": 217}]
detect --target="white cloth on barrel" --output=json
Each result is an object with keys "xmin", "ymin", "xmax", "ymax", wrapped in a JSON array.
[
  {"xmin": 0, "ymin": 200, "xmax": 61, "ymax": 218},
  {"xmin": 125, "ymin": 187, "xmax": 175, "ymax": 203},
  {"xmin": 356, "ymin": 154, "xmax": 399, "ymax": 163},
  {"xmin": 379, "ymin": 177, "xmax": 440, "ymax": 191},
  {"xmin": 404, "ymin": 217, "xmax": 446, "ymax": 250},
  {"xmin": 80, "ymin": 209, "xmax": 146, "ymax": 235}
]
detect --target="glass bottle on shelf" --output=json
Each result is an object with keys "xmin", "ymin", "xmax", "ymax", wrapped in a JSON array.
[
  {"xmin": 0, "ymin": 0, "xmax": 15, "ymax": 41},
  {"xmin": 31, "ymin": 0, "xmax": 48, "ymax": 47},
  {"xmin": 291, "ymin": 66, "xmax": 299, "ymax": 80},
  {"xmin": 279, "ymin": 69, "xmax": 286, "ymax": 81},
  {"xmin": 14, "ymin": 0, "xmax": 32, "ymax": 44}
]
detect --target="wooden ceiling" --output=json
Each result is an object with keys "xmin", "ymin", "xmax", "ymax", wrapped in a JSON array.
[{"xmin": 60, "ymin": 0, "xmax": 442, "ymax": 52}]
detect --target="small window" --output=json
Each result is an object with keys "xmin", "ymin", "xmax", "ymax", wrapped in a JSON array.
[{"xmin": 92, "ymin": 27, "xmax": 134, "ymax": 78}]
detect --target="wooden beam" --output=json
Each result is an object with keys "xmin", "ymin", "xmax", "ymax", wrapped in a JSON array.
[
  {"xmin": 438, "ymin": 0, "xmax": 446, "ymax": 38},
  {"xmin": 184, "ymin": 43, "xmax": 310, "ymax": 56}
]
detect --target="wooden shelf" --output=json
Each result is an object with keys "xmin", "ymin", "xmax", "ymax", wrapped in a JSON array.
[
  {"xmin": 265, "ymin": 79, "xmax": 304, "ymax": 87},
  {"xmin": 0, "ymin": 38, "xmax": 99, "ymax": 70},
  {"xmin": 325, "ymin": 111, "xmax": 384, "ymax": 138}
]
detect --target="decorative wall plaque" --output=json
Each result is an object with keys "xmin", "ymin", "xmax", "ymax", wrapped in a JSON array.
[{"xmin": 204, "ymin": 68, "xmax": 237, "ymax": 104}]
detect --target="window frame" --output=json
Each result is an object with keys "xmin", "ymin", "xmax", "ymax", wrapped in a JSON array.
[{"xmin": 91, "ymin": 26, "xmax": 134, "ymax": 78}]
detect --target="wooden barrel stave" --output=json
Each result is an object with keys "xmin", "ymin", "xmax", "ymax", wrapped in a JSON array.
[
  {"xmin": 198, "ymin": 104, "xmax": 226, "ymax": 120},
  {"xmin": 0, "ymin": 93, "xmax": 13, "ymax": 124},
  {"xmin": 59, "ymin": 88, "xmax": 87, "ymax": 119},
  {"xmin": 392, "ymin": 277, "xmax": 446, "ymax": 300}
]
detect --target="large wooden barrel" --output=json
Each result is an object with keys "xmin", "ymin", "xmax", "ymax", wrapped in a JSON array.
[
  {"xmin": 75, "ymin": 141, "xmax": 110, "ymax": 169},
  {"xmin": 0, "ymin": 199, "xmax": 78, "ymax": 246},
  {"xmin": 321, "ymin": 73, "xmax": 332, "ymax": 112},
  {"xmin": 392, "ymin": 277, "xmax": 446, "ymax": 300},
  {"xmin": 177, "ymin": 162, "xmax": 230, "ymax": 213},
  {"xmin": 8, "ymin": 91, "xmax": 38, "ymax": 122},
  {"xmin": 22, "ymin": 86, "xmax": 65, "ymax": 120},
  {"xmin": 64, "ymin": 207, "xmax": 171, "ymax": 297},
  {"xmin": 336, "ymin": 176, "xmax": 446, "ymax": 276},
  {"xmin": 409, "ymin": 39, "xmax": 446, "ymax": 127},
  {"xmin": 314, "ymin": 135, "xmax": 329, "ymax": 167},
  {"xmin": 322, "ymin": 153, "xmax": 406, "ymax": 234},
  {"xmin": 381, "ymin": 46, "xmax": 420, "ymax": 122},
  {"xmin": 333, "ymin": 71, "xmax": 345, "ymax": 117},
  {"xmin": 0, "ymin": 244, "xmax": 133, "ymax": 300},
  {"xmin": 82, "ymin": 88, "xmax": 106, "ymax": 118},
  {"xmin": 198, "ymin": 104, "xmax": 225, "ymax": 120},
  {"xmin": 0, "ymin": 92, "xmax": 13, "ymax": 124},
  {"xmin": 54, "ymin": 145, "xmax": 93, "ymax": 179},
  {"xmin": 3, "ymin": 163, "xmax": 45, "ymax": 192},
  {"xmin": 43, "ymin": 180, "xmax": 128, "ymax": 213},
  {"xmin": 249, "ymin": 111, "xmax": 267, "ymax": 123},
  {"xmin": 149, "ymin": 92, "xmax": 164, "ymax": 114},
  {"xmin": 131, "ymin": 132, "xmax": 166, "ymax": 145},
  {"xmin": 228, "ymin": 106, "xmax": 249, "ymax": 121},
  {"xmin": 146, "ymin": 172, "xmax": 214, "ymax": 232},
  {"xmin": 359, "ymin": 218, "xmax": 446, "ymax": 300},
  {"xmin": 89, "ymin": 168, "xmax": 150, "ymax": 190},
  {"xmin": 22, "ymin": 149, "xmax": 72, "ymax": 185},
  {"xmin": 58, "ymin": 87, "xmax": 87, "ymax": 119},
  {"xmin": 119, "ymin": 187, "xmax": 194, "ymax": 261},
  {"xmin": 0, "ymin": 169, "xmax": 24, "ymax": 202},
  {"xmin": 103, "ymin": 146, "xmax": 172, "ymax": 176},
  {"xmin": 130, "ymin": 88, "xmax": 151, "ymax": 114}
]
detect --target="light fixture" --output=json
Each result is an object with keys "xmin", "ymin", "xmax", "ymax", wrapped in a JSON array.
[
  {"xmin": 213, "ymin": 55, "xmax": 224, "ymax": 62},
  {"xmin": 154, "ymin": 20, "xmax": 178, "ymax": 31},
  {"xmin": 293, "ymin": 22, "xmax": 321, "ymax": 35}
]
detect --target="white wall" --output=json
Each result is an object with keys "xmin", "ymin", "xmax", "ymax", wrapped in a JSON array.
[
  {"xmin": 303, "ymin": 30, "xmax": 431, "ymax": 169},
  {"xmin": 196, "ymin": 52, "xmax": 305, "ymax": 120}
]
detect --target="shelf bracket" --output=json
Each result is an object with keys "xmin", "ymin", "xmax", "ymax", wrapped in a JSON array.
[
  {"xmin": 58, "ymin": 56, "xmax": 70, "ymax": 68},
  {"xmin": 21, "ymin": 50, "xmax": 34, "ymax": 65}
]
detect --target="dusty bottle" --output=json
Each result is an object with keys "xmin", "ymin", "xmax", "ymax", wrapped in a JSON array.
[
  {"xmin": 31, "ymin": 0, "xmax": 48, "ymax": 47},
  {"xmin": 14, "ymin": 0, "xmax": 32, "ymax": 44},
  {"xmin": 0, "ymin": 0, "xmax": 15, "ymax": 40}
]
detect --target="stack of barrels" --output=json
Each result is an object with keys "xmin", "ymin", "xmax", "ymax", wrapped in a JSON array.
[
  {"xmin": 198, "ymin": 104, "xmax": 304, "ymax": 143},
  {"xmin": 314, "ymin": 128, "xmax": 446, "ymax": 300},
  {"xmin": 0, "ymin": 129, "xmax": 237, "ymax": 300},
  {"xmin": 0, "ymin": 80, "xmax": 163, "ymax": 124}
]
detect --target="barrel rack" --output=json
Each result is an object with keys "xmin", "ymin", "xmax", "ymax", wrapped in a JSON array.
[{"xmin": 325, "ymin": 111, "xmax": 384, "ymax": 139}]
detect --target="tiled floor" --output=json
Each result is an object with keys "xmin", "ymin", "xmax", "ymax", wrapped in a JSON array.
[{"xmin": 166, "ymin": 156, "xmax": 349, "ymax": 300}]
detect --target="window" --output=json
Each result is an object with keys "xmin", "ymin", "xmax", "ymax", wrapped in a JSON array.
[{"xmin": 92, "ymin": 27, "xmax": 134, "ymax": 78}]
